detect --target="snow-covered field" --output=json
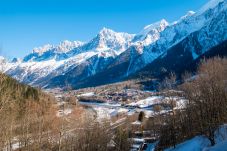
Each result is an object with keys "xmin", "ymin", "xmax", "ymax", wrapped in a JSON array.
[
  {"xmin": 145, "ymin": 125, "xmax": 227, "ymax": 151},
  {"xmin": 77, "ymin": 92, "xmax": 95, "ymax": 97},
  {"xmin": 128, "ymin": 96, "xmax": 163, "ymax": 108},
  {"xmin": 78, "ymin": 95, "xmax": 188, "ymax": 120}
]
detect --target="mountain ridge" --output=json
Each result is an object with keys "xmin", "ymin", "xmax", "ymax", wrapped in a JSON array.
[{"xmin": 1, "ymin": 0, "xmax": 226, "ymax": 90}]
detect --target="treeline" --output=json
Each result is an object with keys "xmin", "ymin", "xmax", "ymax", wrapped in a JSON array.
[{"xmin": 148, "ymin": 57, "xmax": 227, "ymax": 150}]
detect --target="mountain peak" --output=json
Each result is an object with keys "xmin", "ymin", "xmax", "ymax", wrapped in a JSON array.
[
  {"xmin": 85, "ymin": 27, "xmax": 134, "ymax": 51},
  {"xmin": 57, "ymin": 40, "xmax": 84, "ymax": 52},
  {"xmin": 32, "ymin": 44, "xmax": 54, "ymax": 54},
  {"xmin": 160, "ymin": 19, "xmax": 169, "ymax": 26},
  {"xmin": 11, "ymin": 58, "xmax": 21, "ymax": 63},
  {"xmin": 98, "ymin": 27, "xmax": 133, "ymax": 38},
  {"xmin": 179, "ymin": 10, "xmax": 196, "ymax": 20},
  {"xmin": 141, "ymin": 19, "xmax": 169, "ymax": 35},
  {"xmin": 98, "ymin": 27, "xmax": 117, "ymax": 38},
  {"xmin": 187, "ymin": 10, "xmax": 196, "ymax": 16},
  {"xmin": 31, "ymin": 40, "xmax": 84, "ymax": 55},
  {"xmin": 100, "ymin": 27, "xmax": 114, "ymax": 33},
  {"xmin": 132, "ymin": 19, "xmax": 169, "ymax": 46},
  {"xmin": 144, "ymin": 19, "xmax": 169, "ymax": 29}
]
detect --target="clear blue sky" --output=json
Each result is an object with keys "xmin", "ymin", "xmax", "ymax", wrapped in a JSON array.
[{"xmin": 0, "ymin": 0, "xmax": 208, "ymax": 59}]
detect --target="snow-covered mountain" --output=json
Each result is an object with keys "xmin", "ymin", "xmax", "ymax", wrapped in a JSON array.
[
  {"xmin": 65, "ymin": 0, "xmax": 227, "ymax": 89},
  {"xmin": 22, "ymin": 41, "xmax": 84, "ymax": 62},
  {"xmin": 1, "ymin": 0, "xmax": 226, "ymax": 89},
  {"xmin": 112, "ymin": 0, "xmax": 227, "ymax": 76},
  {"xmin": 85, "ymin": 28, "xmax": 134, "ymax": 53},
  {"xmin": 132, "ymin": 19, "xmax": 169, "ymax": 46},
  {"xmin": 2, "ymin": 28, "xmax": 134, "ymax": 87}
]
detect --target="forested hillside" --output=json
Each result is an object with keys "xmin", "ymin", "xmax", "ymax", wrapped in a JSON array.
[{"xmin": 0, "ymin": 73, "xmax": 56, "ymax": 150}]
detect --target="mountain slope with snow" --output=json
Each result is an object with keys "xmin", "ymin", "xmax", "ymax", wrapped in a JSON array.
[
  {"xmin": 132, "ymin": 19, "xmax": 169, "ymax": 46},
  {"xmin": 125, "ymin": 0, "xmax": 226, "ymax": 75},
  {"xmin": 71, "ymin": 0, "xmax": 227, "ymax": 89},
  {"xmin": 2, "ymin": 28, "xmax": 134, "ymax": 87},
  {"xmin": 1, "ymin": 0, "xmax": 226, "ymax": 89}
]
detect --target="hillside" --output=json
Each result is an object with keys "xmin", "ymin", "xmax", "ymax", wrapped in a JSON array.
[
  {"xmin": 0, "ymin": 73, "xmax": 57, "ymax": 150},
  {"xmin": 134, "ymin": 40, "xmax": 227, "ymax": 80},
  {"xmin": 0, "ymin": 72, "xmax": 53, "ymax": 106}
]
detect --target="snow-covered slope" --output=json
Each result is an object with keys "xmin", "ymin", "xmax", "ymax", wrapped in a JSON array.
[
  {"xmin": 163, "ymin": 124, "xmax": 227, "ymax": 151},
  {"xmin": 120, "ymin": 0, "xmax": 227, "ymax": 75},
  {"xmin": 144, "ymin": 124, "xmax": 227, "ymax": 151},
  {"xmin": 132, "ymin": 19, "xmax": 169, "ymax": 46}
]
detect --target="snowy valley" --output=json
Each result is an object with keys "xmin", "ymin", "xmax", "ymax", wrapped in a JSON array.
[{"xmin": 0, "ymin": 0, "xmax": 227, "ymax": 151}]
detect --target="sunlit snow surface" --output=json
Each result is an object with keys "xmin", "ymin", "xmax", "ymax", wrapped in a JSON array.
[
  {"xmin": 128, "ymin": 96, "xmax": 163, "ymax": 108},
  {"xmin": 145, "ymin": 124, "xmax": 227, "ymax": 151},
  {"xmin": 77, "ymin": 92, "xmax": 95, "ymax": 97}
]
